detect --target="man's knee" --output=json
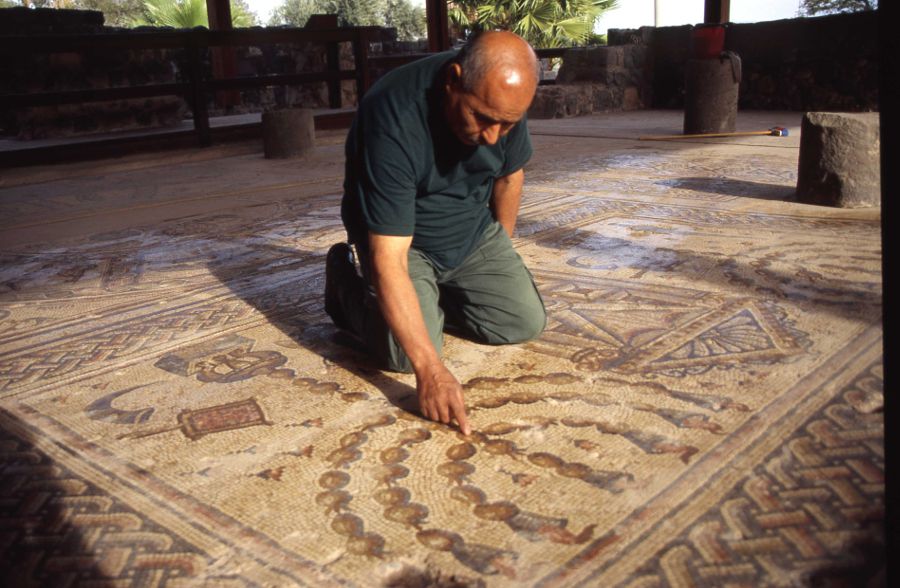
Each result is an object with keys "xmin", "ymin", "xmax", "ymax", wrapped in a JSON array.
[
  {"xmin": 504, "ymin": 304, "xmax": 547, "ymax": 343},
  {"xmin": 480, "ymin": 300, "xmax": 546, "ymax": 345}
]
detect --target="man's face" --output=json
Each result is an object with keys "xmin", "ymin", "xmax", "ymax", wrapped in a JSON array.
[{"xmin": 444, "ymin": 62, "xmax": 535, "ymax": 147}]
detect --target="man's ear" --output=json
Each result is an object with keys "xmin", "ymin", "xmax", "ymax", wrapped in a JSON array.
[{"xmin": 446, "ymin": 62, "xmax": 463, "ymax": 88}]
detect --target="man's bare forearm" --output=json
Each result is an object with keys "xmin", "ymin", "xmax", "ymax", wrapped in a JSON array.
[
  {"xmin": 491, "ymin": 168, "xmax": 525, "ymax": 237},
  {"xmin": 368, "ymin": 233, "xmax": 440, "ymax": 372},
  {"xmin": 368, "ymin": 232, "xmax": 471, "ymax": 434}
]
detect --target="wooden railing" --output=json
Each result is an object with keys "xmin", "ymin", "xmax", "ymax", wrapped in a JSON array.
[
  {"xmin": 0, "ymin": 26, "xmax": 382, "ymax": 148},
  {"xmin": 0, "ymin": 36, "xmax": 572, "ymax": 166}
]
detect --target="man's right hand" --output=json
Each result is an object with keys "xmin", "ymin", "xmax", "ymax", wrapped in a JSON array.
[{"xmin": 416, "ymin": 362, "xmax": 471, "ymax": 435}]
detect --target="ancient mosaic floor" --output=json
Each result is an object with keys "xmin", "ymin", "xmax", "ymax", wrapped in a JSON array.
[{"xmin": 0, "ymin": 111, "xmax": 884, "ymax": 586}]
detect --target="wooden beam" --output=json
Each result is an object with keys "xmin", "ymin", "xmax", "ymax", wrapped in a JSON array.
[
  {"xmin": 426, "ymin": 0, "xmax": 450, "ymax": 52},
  {"xmin": 206, "ymin": 0, "xmax": 238, "ymax": 109},
  {"xmin": 704, "ymin": 0, "xmax": 730, "ymax": 24},
  {"xmin": 206, "ymin": 0, "xmax": 233, "ymax": 31}
]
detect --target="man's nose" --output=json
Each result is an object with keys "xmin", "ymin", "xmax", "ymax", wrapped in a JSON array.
[{"xmin": 480, "ymin": 123, "xmax": 502, "ymax": 145}]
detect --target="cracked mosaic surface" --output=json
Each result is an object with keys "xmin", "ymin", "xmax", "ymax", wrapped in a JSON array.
[{"xmin": 0, "ymin": 112, "xmax": 883, "ymax": 586}]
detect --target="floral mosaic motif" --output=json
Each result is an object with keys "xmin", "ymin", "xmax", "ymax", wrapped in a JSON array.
[{"xmin": 654, "ymin": 308, "xmax": 777, "ymax": 360}]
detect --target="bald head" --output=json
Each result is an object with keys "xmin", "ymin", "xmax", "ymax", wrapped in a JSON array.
[
  {"xmin": 456, "ymin": 31, "xmax": 540, "ymax": 95},
  {"xmin": 443, "ymin": 32, "xmax": 539, "ymax": 146}
]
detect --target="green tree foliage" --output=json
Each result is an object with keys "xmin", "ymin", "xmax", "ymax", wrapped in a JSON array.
[
  {"xmin": 131, "ymin": 0, "xmax": 258, "ymax": 28},
  {"xmin": 0, "ymin": 1, "xmax": 134, "ymax": 25},
  {"xmin": 5, "ymin": 0, "xmax": 131, "ymax": 11},
  {"xmin": 80, "ymin": 0, "xmax": 146, "ymax": 27},
  {"xmin": 450, "ymin": 0, "xmax": 618, "ymax": 48},
  {"xmin": 231, "ymin": 0, "xmax": 257, "ymax": 25},
  {"xmin": 383, "ymin": 0, "xmax": 425, "ymax": 41},
  {"xmin": 7, "ymin": 0, "xmax": 77, "ymax": 6},
  {"xmin": 318, "ymin": 0, "xmax": 385, "ymax": 26},
  {"xmin": 269, "ymin": 0, "xmax": 320, "ymax": 27},
  {"xmin": 3, "ymin": 0, "xmax": 257, "ymax": 27},
  {"xmin": 269, "ymin": 0, "xmax": 425, "ymax": 41},
  {"xmin": 800, "ymin": 0, "xmax": 877, "ymax": 15},
  {"xmin": 131, "ymin": 0, "xmax": 208, "ymax": 27}
]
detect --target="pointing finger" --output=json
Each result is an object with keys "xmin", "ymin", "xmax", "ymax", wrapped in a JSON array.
[{"xmin": 451, "ymin": 395, "xmax": 471, "ymax": 436}]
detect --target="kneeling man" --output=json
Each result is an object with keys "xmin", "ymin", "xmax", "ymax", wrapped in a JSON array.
[{"xmin": 325, "ymin": 31, "xmax": 546, "ymax": 435}]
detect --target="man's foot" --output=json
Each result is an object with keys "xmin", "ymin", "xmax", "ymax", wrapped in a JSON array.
[{"xmin": 324, "ymin": 243, "xmax": 359, "ymax": 330}]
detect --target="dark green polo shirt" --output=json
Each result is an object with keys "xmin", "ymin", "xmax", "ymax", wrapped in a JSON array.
[{"xmin": 341, "ymin": 51, "xmax": 533, "ymax": 269}]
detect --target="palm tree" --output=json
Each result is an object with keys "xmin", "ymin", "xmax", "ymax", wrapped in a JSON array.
[
  {"xmin": 132, "ymin": 0, "xmax": 257, "ymax": 28},
  {"xmin": 450, "ymin": 0, "xmax": 618, "ymax": 48}
]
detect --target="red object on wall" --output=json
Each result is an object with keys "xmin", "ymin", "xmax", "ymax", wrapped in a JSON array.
[{"xmin": 692, "ymin": 24, "xmax": 726, "ymax": 59}]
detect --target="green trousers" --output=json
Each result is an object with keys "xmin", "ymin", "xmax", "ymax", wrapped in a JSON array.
[{"xmin": 338, "ymin": 222, "xmax": 546, "ymax": 373}]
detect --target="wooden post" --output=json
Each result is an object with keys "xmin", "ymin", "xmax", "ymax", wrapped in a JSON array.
[
  {"xmin": 307, "ymin": 15, "xmax": 343, "ymax": 109},
  {"xmin": 327, "ymin": 42, "xmax": 342, "ymax": 109},
  {"xmin": 426, "ymin": 0, "xmax": 450, "ymax": 52},
  {"xmin": 206, "ymin": 0, "xmax": 232, "ymax": 28},
  {"xmin": 353, "ymin": 28, "xmax": 371, "ymax": 102},
  {"xmin": 207, "ymin": 0, "xmax": 239, "ymax": 109},
  {"xmin": 704, "ymin": 0, "xmax": 730, "ymax": 24},
  {"xmin": 187, "ymin": 32, "xmax": 212, "ymax": 147}
]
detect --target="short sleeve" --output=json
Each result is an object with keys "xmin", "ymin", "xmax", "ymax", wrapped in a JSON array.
[
  {"xmin": 353, "ymin": 103, "xmax": 422, "ymax": 237},
  {"xmin": 358, "ymin": 128, "xmax": 418, "ymax": 236}
]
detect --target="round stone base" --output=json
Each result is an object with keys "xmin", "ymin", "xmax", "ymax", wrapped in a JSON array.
[{"xmin": 262, "ymin": 108, "xmax": 316, "ymax": 159}]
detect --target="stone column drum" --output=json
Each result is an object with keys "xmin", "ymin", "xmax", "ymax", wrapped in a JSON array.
[
  {"xmin": 796, "ymin": 112, "xmax": 880, "ymax": 208},
  {"xmin": 262, "ymin": 108, "xmax": 316, "ymax": 159},
  {"xmin": 683, "ymin": 55, "xmax": 741, "ymax": 135}
]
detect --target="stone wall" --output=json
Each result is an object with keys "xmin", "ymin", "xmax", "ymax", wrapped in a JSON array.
[
  {"xmin": 528, "ymin": 43, "xmax": 649, "ymax": 119},
  {"xmin": 726, "ymin": 12, "xmax": 878, "ymax": 111},
  {"xmin": 535, "ymin": 10, "xmax": 879, "ymax": 119},
  {"xmin": 216, "ymin": 40, "xmax": 341, "ymax": 118},
  {"xmin": 622, "ymin": 11, "xmax": 878, "ymax": 111}
]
